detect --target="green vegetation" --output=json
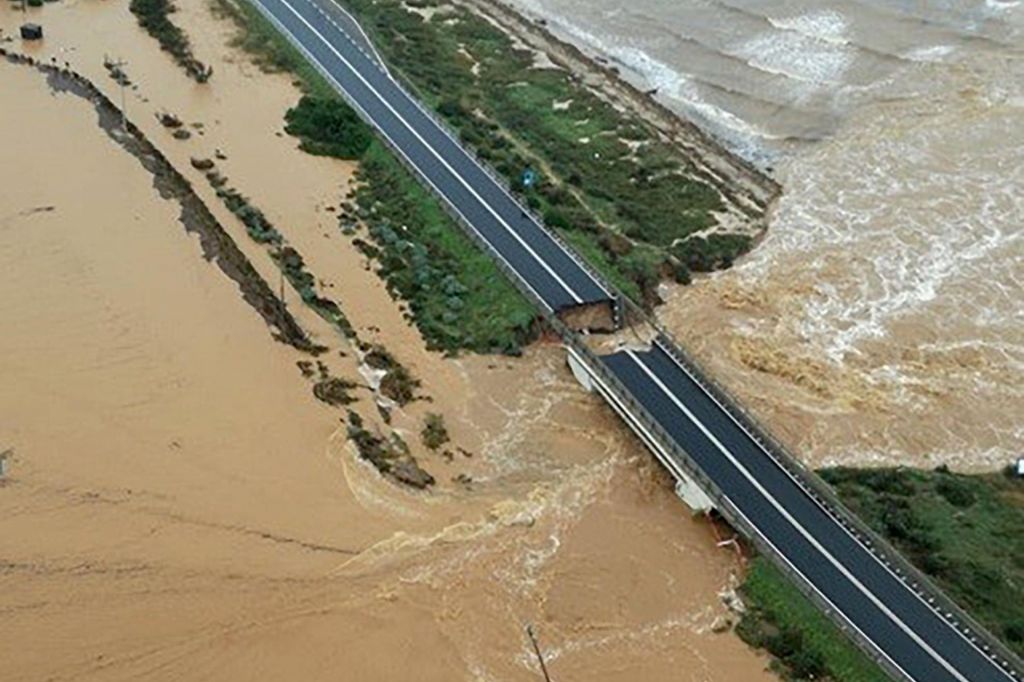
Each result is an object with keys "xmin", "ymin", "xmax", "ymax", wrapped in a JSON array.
[
  {"xmin": 739, "ymin": 467, "xmax": 1024, "ymax": 679},
  {"xmin": 339, "ymin": 0, "xmax": 750, "ymax": 302},
  {"xmin": 737, "ymin": 557, "xmax": 891, "ymax": 682},
  {"xmin": 211, "ymin": 180, "xmax": 282, "ymax": 244},
  {"xmin": 202, "ymin": 171, "xmax": 357, "ymax": 339},
  {"xmin": 213, "ymin": 0, "xmax": 537, "ymax": 354},
  {"xmin": 821, "ymin": 466, "xmax": 1024, "ymax": 658},
  {"xmin": 271, "ymin": 246, "xmax": 357, "ymax": 339},
  {"xmin": 420, "ymin": 413, "xmax": 449, "ymax": 451},
  {"xmin": 353, "ymin": 141, "xmax": 538, "ymax": 354},
  {"xmin": 312, "ymin": 376, "xmax": 358, "ymax": 406},
  {"xmin": 285, "ymin": 95, "xmax": 373, "ymax": 159},
  {"xmin": 130, "ymin": 0, "xmax": 212, "ymax": 82},
  {"xmin": 346, "ymin": 410, "xmax": 434, "ymax": 488}
]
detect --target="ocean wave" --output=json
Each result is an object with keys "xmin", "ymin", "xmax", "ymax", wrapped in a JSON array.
[
  {"xmin": 766, "ymin": 9, "xmax": 852, "ymax": 47},
  {"xmin": 734, "ymin": 26, "xmax": 855, "ymax": 87},
  {"xmin": 901, "ymin": 44, "xmax": 957, "ymax": 63}
]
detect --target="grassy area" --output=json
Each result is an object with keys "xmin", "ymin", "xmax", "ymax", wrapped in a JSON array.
[
  {"xmin": 353, "ymin": 141, "xmax": 538, "ymax": 354},
  {"xmin": 213, "ymin": 0, "xmax": 537, "ymax": 354},
  {"xmin": 339, "ymin": 0, "xmax": 751, "ymax": 303},
  {"xmin": 739, "ymin": 467, "xmax": 1024, "ymax": 680},
  {"xmin": 130, "ymin": 0, "xmax": 212, "ymax": 81},
  {"xmin": 737, "ymin": 557, "xmax": 890, "ymax": 682},
  {"xmin": 821, "ymin": 466, "xmax": 1024, "ymax": 659}
]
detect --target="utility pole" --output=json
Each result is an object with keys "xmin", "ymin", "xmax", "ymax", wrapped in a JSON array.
[{"xmin": 526, "ymin": 624, "xmax": 552, "ymax": 682}]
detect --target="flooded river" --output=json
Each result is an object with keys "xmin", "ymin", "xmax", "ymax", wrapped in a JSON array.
[
  {"xmin": 0, "ymin": 2, "xmax": 771, "ymax": 680},
  {"xmin": 509, "ymin": 0, "xmax": 1024, "ymax": 470}
]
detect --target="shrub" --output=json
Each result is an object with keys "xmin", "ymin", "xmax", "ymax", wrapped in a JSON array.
[
  {"xmin": 420, "ymin": 413, "xmax": 449, "ymax": 451},
  {"xmin": 284, "ymin": 95, "xmax": 373, "ymax": 160}
]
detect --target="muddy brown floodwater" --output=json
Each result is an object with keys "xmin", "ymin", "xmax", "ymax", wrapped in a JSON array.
[
  {"xmin": 0, "ymin": 1, "xmax": 772, "ymax": 680},
  {"xmin": 508, "ymin": 0, "xmax": 1024, "ymax": 472}
]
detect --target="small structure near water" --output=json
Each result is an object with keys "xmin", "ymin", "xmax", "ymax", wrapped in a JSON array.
[{"xmin": 20, "ymin": 23, "xmax": 43, "ymax": 41}]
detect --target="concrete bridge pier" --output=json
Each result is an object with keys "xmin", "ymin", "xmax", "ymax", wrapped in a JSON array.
[{"xmin": 567, "ymin": 349, "xmax": 714, "ymax": 514}]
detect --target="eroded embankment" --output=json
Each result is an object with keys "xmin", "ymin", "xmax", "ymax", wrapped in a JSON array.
[{"xmin": 0, "ymin": 50, "xmax": 315, "ymax": 354}]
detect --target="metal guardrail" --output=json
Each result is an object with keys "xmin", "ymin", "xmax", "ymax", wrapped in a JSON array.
[
  {"xmin": 553, "ymin": 324, "xmax": 914, "ymax": 682},
  {"xmin": 618, "ymin": 295, "xmax": 1024, "ymax": 680},
  {"xmin": 319, "ymin": 7, "xmax": 621, "ymax": 321},
  {"xmin": 247, "ymin": 2, "xmax": 1023, "ymax": 678}
]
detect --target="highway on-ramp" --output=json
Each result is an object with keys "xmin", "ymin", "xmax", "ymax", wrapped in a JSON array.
[{"xmin": 245, "ymin": 0, "xmax": 1021, "ymax": 679}]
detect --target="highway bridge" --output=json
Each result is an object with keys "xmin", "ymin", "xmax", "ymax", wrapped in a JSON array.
[{"xmin": 245, "ymin": 0, "xmax": 1023, "ymax": 679}]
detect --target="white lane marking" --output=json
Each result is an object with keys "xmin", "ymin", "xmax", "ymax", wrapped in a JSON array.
[
  {"xmin": 624, "ymin": 349, "xmax": 971, "ymax": 682},
  {"xmin": 274, "ymin": 0, "xmax": 587, "ymax": 306},
  {"xmin": 571, "ymin": 346, "xmax": 915, "ymax": 682},
  {"xmin": 302, "ymin": 0, "xmax": 612, "ymax": 301},
  {"xmin": 306, "ymin": 0, "xmax": 613, "ymax": 302},
  {"xmin": 321, "ymin": 0, "xmax": 390, "ymax": 78},
  {"xmin": 249, "ymin": 0, "xmax": 554, "ymax": 313},
  {"xmin": 653, "ymin": 339, "xmax": 1016, "ymax": 681}
]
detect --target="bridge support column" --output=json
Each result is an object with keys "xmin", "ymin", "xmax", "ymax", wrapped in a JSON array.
[
  {"xmin": 674, "ymin": 477, "xmax": 714, "ymax": 514},
  {"xmin": 566, "ymin": 347, "xmax": 715, "ymax": 514},
  {"xmin": 567, "ymin": 350, "xmax": 595, "ymax": 393}
]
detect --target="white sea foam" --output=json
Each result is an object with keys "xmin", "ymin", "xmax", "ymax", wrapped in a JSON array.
[
  {"xmin": 735, "ymin": 26, "xmax": 855, "ymax": 87},
  {"xmin": 902, "ymin": 44, "xmax": 957, "ymax": 63},
  {"xmin": 767, "ymin": 9, "xmax": 851, "ymax": 46}
]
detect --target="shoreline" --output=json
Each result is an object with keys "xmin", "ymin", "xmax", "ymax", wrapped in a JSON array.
[{"xmin": 458, "ymin": 0, "xmax": 781, "ymax": 214}]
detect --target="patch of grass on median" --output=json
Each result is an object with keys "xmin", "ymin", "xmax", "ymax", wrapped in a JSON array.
[
  {"xmin": 354, "ymin": 141, "xmax": 538, "ymax": 355},
  {"xmin": 338, "ymin": 0, "xmax": 749, "ymax": 303},
  {"xmin": 739, "ymin": 467, "xmax": 1024, "ymax": 680}
]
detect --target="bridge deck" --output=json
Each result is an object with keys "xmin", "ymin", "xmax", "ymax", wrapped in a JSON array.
[
  {"xmin": 603, "ymin": 344, "xmax": 1008, "ymax": 682},
  {"xmin": 247, "ymin": 0, "xmax": 1020, "ymax": 679},
  {"xmin": 256, "ymin": 0, "xmax": 612, "ymax": 313}
]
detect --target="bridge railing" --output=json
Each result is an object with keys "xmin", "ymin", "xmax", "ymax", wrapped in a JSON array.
[
  {"xmin": 330, "ymin": 13, "xmax": 621, "ymax": 319},
  {"xmin": 252, "ymin": 1, "xmax": 1023, "ymax": 677},
  {"xmin": 548, "ymin": 319, "xmax": 918, "ymax": 682},
  {"xmin": 618, "ymin": 297, "xmax": 1024, "ymax": 681}
]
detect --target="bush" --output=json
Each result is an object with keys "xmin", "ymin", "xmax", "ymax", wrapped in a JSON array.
[
  {"xmin": 129, "ymin": 0, "xmax": 211, "ymax": 81},
  {"xmin": 420, "ymin": 413, "xmax": 449, "ymax": 451},
  {"xmin": 284, "ymin": 95, "xmax": 373, "ymax": 160}
]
